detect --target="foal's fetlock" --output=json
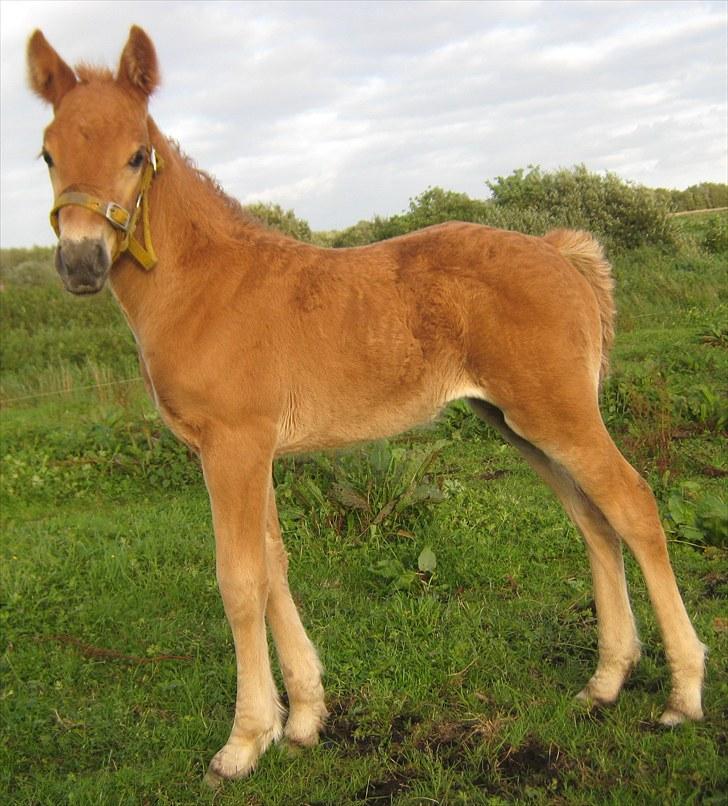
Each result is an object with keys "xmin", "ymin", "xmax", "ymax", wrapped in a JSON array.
[{"xmin": 280, "ymin": 662, "xmax": 327, "ymax": 747}]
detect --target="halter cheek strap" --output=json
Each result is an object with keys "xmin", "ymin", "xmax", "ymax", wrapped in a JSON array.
[{"xmin": 49, "ymin": 146, "xmax": 163, "ymax": 271}]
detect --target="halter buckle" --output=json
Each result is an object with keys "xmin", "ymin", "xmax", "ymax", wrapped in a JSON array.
[{"xmin": 104, "ymin": 202, "xmax": 131, "ymax": 231}]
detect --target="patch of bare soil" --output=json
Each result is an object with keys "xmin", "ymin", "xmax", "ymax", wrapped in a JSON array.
[{"xmin": 320, "ymin": 699, "xmax": 592, "ymax": 800}]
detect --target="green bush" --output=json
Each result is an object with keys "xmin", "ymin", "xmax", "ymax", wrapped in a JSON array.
[
  {"xmin": 329, "ymin": 215, "xmax": 411, "ymax": 247},
  {"xmin": 0, "ymin": 246, "xmax": 56, "ymax": 286},
  {"xmin": 486, "ymin": 165, "xmax": 677, "ymax": 251},
  {"xmin": 703, "ymin": 214, "xmax": 728, "ymax": 253},
  {"xmin": 328, "ymin": 187, "xmax": 561, "ymax": 247},
  {"xmin": 244, "ymin": 202, "xmax": 313, "ymax": 242},
  {"xmin": 324, "ymin": 167, "xmax": 685, "ymax": 251},
  {"xmin": 404, "ymin": 186, "xmax": 562, "ymax": 235},
  {"xmin": 403, "ymin": 187, "xmax": 491, "ymax": 228}
]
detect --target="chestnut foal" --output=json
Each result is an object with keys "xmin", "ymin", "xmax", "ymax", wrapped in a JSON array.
[{"xmin": 27, "ymin": 26, "xmax": 705, "ymax": 782}]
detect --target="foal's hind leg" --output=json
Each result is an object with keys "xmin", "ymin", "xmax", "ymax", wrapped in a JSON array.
[
  {"xmin": 265, "ymin": 483, "xmax": 327, "ymax": 746},
  {"xmin": 501, "ymin": 404, "xmax": 706, "ymax": 723},
  {"xmin": 469, "ymin": 400, "xmax": 641, "ymax": 705}
]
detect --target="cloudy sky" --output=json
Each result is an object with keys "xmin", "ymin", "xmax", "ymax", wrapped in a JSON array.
[{"xmin": 1, "ymin": 0, "xmax": 726, "ymax": 247}]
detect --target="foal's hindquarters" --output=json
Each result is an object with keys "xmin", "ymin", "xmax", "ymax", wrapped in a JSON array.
[{"xmin": 202, "ymin": 231, "xmax": 705, "ymax": 782}]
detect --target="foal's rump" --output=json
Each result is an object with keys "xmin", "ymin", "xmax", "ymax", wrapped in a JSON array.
[{"xmin": 451, "ymin": 225, "xmax": 611, "ymax": 447}]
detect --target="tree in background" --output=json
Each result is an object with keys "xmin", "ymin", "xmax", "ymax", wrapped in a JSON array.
[
  {"xmin": 244, "ymin": 202, "xmax": 313, "ymax": 243},
  {"xmin": 486, "ymin": 165, "xmax": 677, "ymax": 249},
  {"xmin": 668, "ymin": 183, "xmax": 728, "ymax": 212}
]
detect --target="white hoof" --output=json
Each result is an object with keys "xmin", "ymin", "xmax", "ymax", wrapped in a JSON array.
[
  {"xmin": 205, "ymin": 722, "xmax": 283, "ymax": 783},
  {"xmin": 658, "ymin": 702, "xmax": 703, "ymax": 727},
  {"xmin": 658, "ymin": 708, "xmax": 686, "ymax": 727},
  {"xmin": 284, "ymin": 700, "xmax": 328, "ymax": 747},
  {"xmin": 576, "ymin": 649, "xmax": 640, "ymax": 707},
  {"xmin": 575, "ymin": 679, "xmax": 620, "ymax": 707}
]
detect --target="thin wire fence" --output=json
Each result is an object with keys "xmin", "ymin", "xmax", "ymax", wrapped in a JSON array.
[{"xmin": 0, "ymin": 375, "xmax": 143, "ymax": 406}]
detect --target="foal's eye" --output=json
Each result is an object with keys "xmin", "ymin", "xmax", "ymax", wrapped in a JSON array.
[
  {"xmin": 128, "ymin": 149, "xmax": 145, "ymax": 169},
  {"xmin": 41, "ymin": 149, "xmax": 54, "ymax": 168}
]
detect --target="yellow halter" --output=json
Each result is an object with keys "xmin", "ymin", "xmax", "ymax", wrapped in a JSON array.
[{"xmin": 49, "ymin": 146, "xmax": 163, "ymax": 271}]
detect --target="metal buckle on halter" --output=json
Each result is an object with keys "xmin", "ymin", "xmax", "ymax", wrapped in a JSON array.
[
  {"xmin": 104, "ymin": 202, "xmax": 131, "ymax": 231},
  {"xmin": 150, "ymin": 146, "xmax": 158, "ymax": 174}
]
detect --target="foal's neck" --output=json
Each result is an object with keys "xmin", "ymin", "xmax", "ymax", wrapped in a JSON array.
[{"xmin": 108, "ymin": 118, "xmax": 253, "ymax": 343}]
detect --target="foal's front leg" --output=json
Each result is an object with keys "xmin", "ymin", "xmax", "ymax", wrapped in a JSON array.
[{"xmin": 202, "ymin": 428, "xmax": 283, "ymax": 782}]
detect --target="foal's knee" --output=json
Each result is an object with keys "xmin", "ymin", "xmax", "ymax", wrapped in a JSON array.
[{"xmin": 217, "ymin": 566, "xmax": 269, "ymax": 620}]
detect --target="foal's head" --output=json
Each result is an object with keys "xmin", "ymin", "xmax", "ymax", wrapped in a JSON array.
[{"xmin": 27, "ymin": 27, "xmax": 159, "ymax": 294}]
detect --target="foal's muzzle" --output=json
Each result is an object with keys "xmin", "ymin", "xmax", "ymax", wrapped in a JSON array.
[{"xmin": 55, "ymin": 238, "xmax": 111, "ymax": 295}]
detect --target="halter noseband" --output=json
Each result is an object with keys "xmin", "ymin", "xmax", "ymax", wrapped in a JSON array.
[{"xmin": 49, "ymin": 146, "xmax": 163, "ymax": 271}]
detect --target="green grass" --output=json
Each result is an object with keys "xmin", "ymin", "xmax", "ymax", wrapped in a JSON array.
[{"xmin": 1, "ymin": 226, "xmax": 727, "ymax": 804}]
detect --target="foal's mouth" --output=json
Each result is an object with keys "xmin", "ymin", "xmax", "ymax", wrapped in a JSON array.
[{"xmin": 64, "ymin": 282, "xmax": 105, "ymax": 296}]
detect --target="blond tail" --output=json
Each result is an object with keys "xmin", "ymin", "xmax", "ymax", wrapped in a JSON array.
[{"xmin": 544, "ymin": 229, "xmax": 616, "ymax": 384}]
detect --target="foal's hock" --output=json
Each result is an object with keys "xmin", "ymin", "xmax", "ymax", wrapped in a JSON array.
[{"xmin": 28, "ymin": 25, "xmax": 706, "ymax": 783}]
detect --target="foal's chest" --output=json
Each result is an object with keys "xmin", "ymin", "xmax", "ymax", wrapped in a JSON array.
[{"xmin": 138, "ymin": 352, "xmax": 202, "ymax": 452}]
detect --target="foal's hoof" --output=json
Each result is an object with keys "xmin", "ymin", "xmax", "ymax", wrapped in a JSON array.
[
  {"xmin": 203, "ymin": 768, "xmax": 224, "ymax": 790},
  {"xmin": 575, "ymin": 686, "xmax": 617, "ymax": 708},
  {"xmin": 658, "ymin": 705, "xmax": 703, "ymax": 727},
  {"xmin": 658, "ymin": 685, "xmax": 704, "ymax": 726},
  {"xmin": 284, "ymin": 701, "xmax": 328, "ymax": 748},
  {"xmin": 204, "ymin": 723, "xmax": 283, "ymax": 785},
  {"xmin": 204, "ymin": 744, "xmax": 258, "ymax": 785}
]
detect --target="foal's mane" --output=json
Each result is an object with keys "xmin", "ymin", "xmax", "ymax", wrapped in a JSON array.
[
  {"xmin": 75, "ymin": 64, "xmax": 113, "ymax": 83},
  {"xmin": 167, "ymin": 139, "xmax": 261, "ymax": 241}
]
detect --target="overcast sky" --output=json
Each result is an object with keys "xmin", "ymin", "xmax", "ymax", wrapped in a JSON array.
[{"xmin": 1, "ymin": 0, "xmax": 726, "ymax": 248}]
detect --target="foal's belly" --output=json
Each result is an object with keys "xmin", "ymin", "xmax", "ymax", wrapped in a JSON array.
[{"xmin": 274, "ymin": 371, "xmax": 477, "ymax": 455}]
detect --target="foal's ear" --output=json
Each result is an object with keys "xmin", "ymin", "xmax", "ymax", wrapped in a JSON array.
[
  {"xmin": 27, "ymin": 30, "xmax": 77, "ymax": 109},
  {"xmin": 117, "ymin": 25, "xmax": 160, "ymax": 99}
]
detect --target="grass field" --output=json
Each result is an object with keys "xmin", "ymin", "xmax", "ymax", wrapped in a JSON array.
[{"xmin": 1, "ymin": 216, "xmax": 727, "ymax": 804}]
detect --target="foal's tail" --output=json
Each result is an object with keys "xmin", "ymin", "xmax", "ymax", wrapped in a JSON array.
[{"xmin": 544, "ymin": 229, "xmax": 615, "ymax": 384}]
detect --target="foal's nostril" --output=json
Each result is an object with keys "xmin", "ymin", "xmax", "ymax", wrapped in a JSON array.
[{"xmin": 93, "ymin": 240, "xmax": 107, "ymax": 267}]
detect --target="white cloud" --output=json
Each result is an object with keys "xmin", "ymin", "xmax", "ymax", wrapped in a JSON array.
[{"xmin": 1, "ymin": 0, "xmax": 726, "ymax": 247}]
